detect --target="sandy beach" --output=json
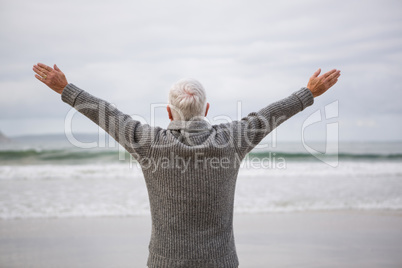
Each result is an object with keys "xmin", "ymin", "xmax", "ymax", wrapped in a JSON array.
[{"xmin": 1, "ymin": 210, "xmax": 402, "ymax": 268}]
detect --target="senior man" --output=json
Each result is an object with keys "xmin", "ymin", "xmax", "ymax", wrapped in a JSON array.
[{"xmin": 33, "ymin": 63, "xmax": 340, "ymax": 268}]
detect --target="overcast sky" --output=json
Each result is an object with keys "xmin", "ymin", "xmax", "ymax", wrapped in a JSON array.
[{"xmin": 1, "ymin": 0, "xmax": 401, "ymax": 142}]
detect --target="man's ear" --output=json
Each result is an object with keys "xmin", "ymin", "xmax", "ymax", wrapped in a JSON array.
[
  {"xmin": 167, "ymin": 105, "xmax": 173, "ymax": 121},
  {"xmin": 205, "ymin": 102, "xmax": 210, "ymax": 116}
]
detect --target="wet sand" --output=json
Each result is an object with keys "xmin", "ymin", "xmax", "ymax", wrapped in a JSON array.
[{"xmin": 1, "ymin": 211, "xmax": 402, "ymax": 267}]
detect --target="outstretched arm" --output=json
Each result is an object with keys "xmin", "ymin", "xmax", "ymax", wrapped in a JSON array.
[
  {"xmin": 232, "ymin": 68, "xmax": 341, "ymax": 158},
  {"xmin": 32, "ymin": 63, "xmax": 153, "ymax": 159}
]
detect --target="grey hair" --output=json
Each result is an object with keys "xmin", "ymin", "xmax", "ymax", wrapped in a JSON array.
[{"xmin": 168, "ymin": 78, "xmax": 207, "ymax": 121}]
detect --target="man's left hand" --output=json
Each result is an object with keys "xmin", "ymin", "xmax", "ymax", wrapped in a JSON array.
[{"xmin": 33, "ymin": 63, "xmax": 68, "ymax": 94}]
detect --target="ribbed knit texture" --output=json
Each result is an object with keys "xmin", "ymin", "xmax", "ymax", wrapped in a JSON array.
[{"xmin": 61, "ymin": 84, "xmax": 314, "ymax": 268}]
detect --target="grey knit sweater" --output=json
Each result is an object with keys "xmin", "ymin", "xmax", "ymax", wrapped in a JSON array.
[{"xmin": 61, "ymin": 84, "xmax": 314, "ymax": 268}]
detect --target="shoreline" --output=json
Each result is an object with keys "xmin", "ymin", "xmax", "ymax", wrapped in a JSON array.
[{"xmin": 1, "ymin": 210, "xmax": 402, "ymax": 267}]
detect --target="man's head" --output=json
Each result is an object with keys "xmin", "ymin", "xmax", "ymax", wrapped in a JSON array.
[{"xmin": 167, "ymin": 78, "xmax": 209, "ymax": 121}]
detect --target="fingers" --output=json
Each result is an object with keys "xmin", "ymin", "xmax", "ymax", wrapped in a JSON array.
[
  {"xmin": 33, "ymin": 64, "xmax": 54, "ymax": 86},
  {"xmin": 33, "ymin": 63, "xmax": 58, "ymax": 81},
  {"xmin": 54, "ymin": 64, "xmax": 61, "ymax": 71},
  {"xmin": 311, "ymin": 68, "xmax": 321, "ymax": 78},
  {"xmin": 328, "ymin": 77, "xmax": 339, "ymax": 88},
  {"xmin": 38, "ymin": 63, "xmax": 53, "ymax": 72},
  {"xmin": 34, "ymin": 63, "xmax": 53, "ymax": 78},
  {"xmin": 327, "ymin": 70, "xmax": 341, "ymax": 88},
  {"xmin": 33, "ymin": 65, "xmax": 48, "ymax": 77},
  {"xmin": 34, "ymin": 74, "xmax": 47, "ymax": 84},
  {"xmin": 327, "ymin": 70, "xmax": 341, "ymax": 82},
  {"xmin": 322, "ymin": 69, "xmax": 337, "ymax": 78}
]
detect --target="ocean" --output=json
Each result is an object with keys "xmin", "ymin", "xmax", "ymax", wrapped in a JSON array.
[{"xmin": 1, "ymin": 134, "xmax": 401, "ymax": 219}]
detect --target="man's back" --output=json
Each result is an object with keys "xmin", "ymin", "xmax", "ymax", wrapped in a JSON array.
[{"xmin": 144, "ymin": 120, "xmax": 241, "ymax": 266}]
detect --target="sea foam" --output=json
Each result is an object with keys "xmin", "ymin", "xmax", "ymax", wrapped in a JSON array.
[{"xmin": 1, "ymin": 160, "xmax": 401, "ymax": 219}]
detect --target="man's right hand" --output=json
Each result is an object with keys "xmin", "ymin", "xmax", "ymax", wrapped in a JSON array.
[{"xmin": 307, "ymin": 68, "xmax": 341, "ymax": 98}]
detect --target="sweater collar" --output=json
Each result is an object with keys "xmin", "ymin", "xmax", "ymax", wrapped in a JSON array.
[{"xmin": 167, "ymin": 119, "xmax": 212, "ymax": 133}]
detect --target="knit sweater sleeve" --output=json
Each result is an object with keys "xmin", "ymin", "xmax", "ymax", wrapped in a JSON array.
[
  {"xmin": 61, "ymin": 83, "xmax": 153, "ymax": 160},
  {"xmin": 232, "ymin": 87, "xmax": 314, "ymax": 159}
]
